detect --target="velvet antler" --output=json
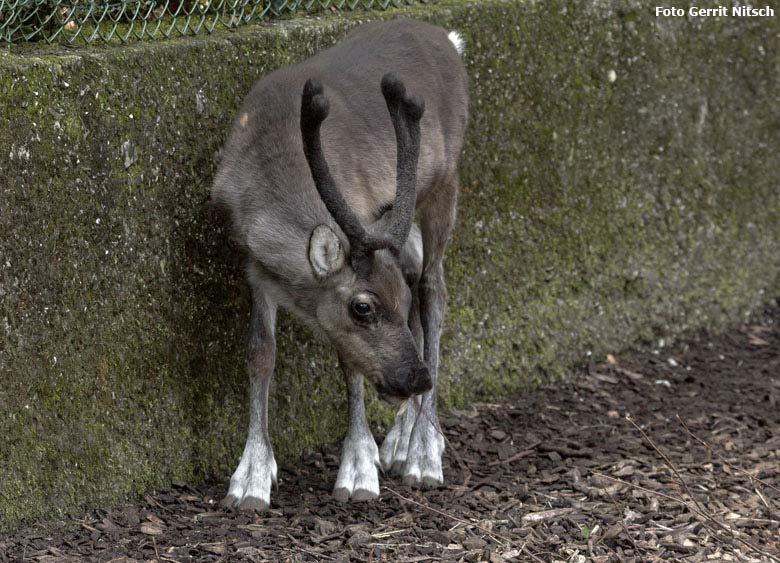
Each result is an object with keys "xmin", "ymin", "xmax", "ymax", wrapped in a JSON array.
[
  {"xmin": 300, "ymin": 76, "xmax": 424, "ymax": 269},
  {"xmin": 380, "ymin": 72, "xmax": 425, "ymax": 249},
  {"xmin": 300, "ymin": 78, "xmax": 395, "ymax": 264}
]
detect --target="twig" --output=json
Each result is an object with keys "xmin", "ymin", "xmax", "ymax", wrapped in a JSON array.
[
  {"xmin": 676, "ymin": 414, "xmax": 780, "ymax": 497},
  {"xmin": 488, "ymin": 441, "xmax": 541, "ymax": 467},
  {"xmin": 145, "ymin": 494, "xmax": 175, "ymax": 514},
  {"xmin": 516, "ymin": 542, "xmax": 546, "ymax": 563},
  {"xmin": 382, "ymin": 486, "xmax": 546, "ymax": 563},
  {"xmin": 152, "ymin": 535, "xmax": 160, "ymax": 561},
  {"xmin": 755, "ymin": 487, "xmax": 771, "ymax": 511},
  {"xmin": 79, "ymin": 520, "xmax": 99, "ymax": 533}
]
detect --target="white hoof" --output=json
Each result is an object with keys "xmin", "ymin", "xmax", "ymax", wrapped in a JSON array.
[
  {"xmin": 333, "ymin": 436, "xmax": 380, "ymax": 502},
  {"xmin": 221, "ymin": 443, "xmax": 277, "ymax": 511},
  {"xmin": 380, "ymin": 398, "xmax": 420, "ymax": 474},
  {"xmin": 402, "ymin": 414, "xmax": 445, "ymax": 488}
]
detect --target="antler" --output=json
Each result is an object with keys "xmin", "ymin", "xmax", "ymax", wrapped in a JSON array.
[
  {"xmin": 380, "ymin": 72, "xmax": 425, "ymax": 249},
  {"xmin": 299, "ymin": 75, "xmax": 425, "ymax": 267},
  {"xmin": 300, "ymin": 78, "xmax": 394, "ymax": 262}
]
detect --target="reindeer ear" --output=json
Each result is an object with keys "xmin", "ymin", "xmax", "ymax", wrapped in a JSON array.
[{"xmin": 309, "ymin": 225, "xmax": 346, "ymax": 278}]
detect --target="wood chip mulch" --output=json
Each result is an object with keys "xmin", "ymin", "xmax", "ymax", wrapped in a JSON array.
[{"xmin": 2, "ymin": 301, "xmax": 779, "ymax": 562}]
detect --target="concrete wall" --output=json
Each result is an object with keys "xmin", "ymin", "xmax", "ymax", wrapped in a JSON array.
[{"xmin": 2, "ymin": 0, "xmax": 779, "ymax": 529}]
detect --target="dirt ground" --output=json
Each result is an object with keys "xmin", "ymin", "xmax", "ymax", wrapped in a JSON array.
[{"xmin": 2, "ymin": 302, "xmax": 779, "ymax": 563}]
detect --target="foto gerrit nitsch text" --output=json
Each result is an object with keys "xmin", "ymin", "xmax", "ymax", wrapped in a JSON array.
[{"xmin": 656, "ymin": 6, "xmax": 775, "ymax": 17}]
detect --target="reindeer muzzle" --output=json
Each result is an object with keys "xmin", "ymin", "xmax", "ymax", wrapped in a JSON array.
[
  {"xmin": 378, "ymin": 363, "xmax": 432, "ymax": 401},
  {"xmin": 406, "ymin": 365, "xmax": 433, "ymax": 396}
]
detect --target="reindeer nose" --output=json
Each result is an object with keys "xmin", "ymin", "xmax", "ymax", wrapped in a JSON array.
[{"xmin": 407, "ymin": 365, "xmax": 432, "ymax": 396}]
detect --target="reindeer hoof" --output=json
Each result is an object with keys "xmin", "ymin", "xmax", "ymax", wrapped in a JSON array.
[
  {"xmin": 334, "ymin": 436, "xmax": 381, "ymax": 502},
  {"xmin": 220, "ymin": 493, "xmax": 270, "ymax": 512},
  {"xmin": 401, "ymin": 417, "xmax": 445, "ymax": 488},
  {"xmin": 389, "ymin": 459, "xmax": 407, "ymax": 476},
  {"xmin": 351, "ymin": 488, "xmax": 379, "ymax": 502},
  {"xmin": 333, "ymin": 486, "xmax": 379, "ymax": 503},
  {"xmin": 222, "ymin": 451, "xmax": 277, "ymax": 513},
  {"xmin": 402, "ymin": 472, "xmax": 443, "ymax": 489},
  {"xmin": 236, "ymin": 496, "xmax": 270, "ymax": 512},
  {"xmin": 219, "ymin": 495, "xmax": 238, "ymax": 510},
  {"xmin": 333, "ymin": 487, "xmax": 351, "ymax": 503},
  {"xmin": 220, "ymin": 494, "xmax": 239, "ymax": 509}
]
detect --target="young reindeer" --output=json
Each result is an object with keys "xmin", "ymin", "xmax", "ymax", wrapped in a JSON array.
[{"xmin": 212, "ymin": 19, "xmax": 468, "ymax": 509}]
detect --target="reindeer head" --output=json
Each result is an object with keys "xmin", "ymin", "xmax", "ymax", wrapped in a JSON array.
[{"xmin": 300, "ymin": 74, "xmax": 431, "ymax": 401}]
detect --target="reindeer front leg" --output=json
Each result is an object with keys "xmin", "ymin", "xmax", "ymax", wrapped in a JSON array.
[
  {"xmin": 402, "ymin": 258, "xmax": 447, "ymax": 487},
  {"xmin": 334, "ymin": 363, "xmax": 381, "ymax": 501},
  {"xmin": 222, "ymin": 284, "xmax": 278, "ymax": 511},
  {"xmin": 383, "ymin": 179, "xmax": 458, "ymax": 487}
]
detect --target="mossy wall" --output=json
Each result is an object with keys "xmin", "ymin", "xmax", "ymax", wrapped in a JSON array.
[{"xmin": 2, "ymin": 0, "xmax": 779, "ymax": 530}]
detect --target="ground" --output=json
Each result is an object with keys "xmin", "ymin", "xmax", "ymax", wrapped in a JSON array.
[{"xmin": 2, "ymin": 302, "xmax": 779, "ymax": 563}]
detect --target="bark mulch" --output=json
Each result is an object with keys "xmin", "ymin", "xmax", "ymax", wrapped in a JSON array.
[{"xmin": 2, "ymin": 302, "xmax": 779, "ymax": 562}]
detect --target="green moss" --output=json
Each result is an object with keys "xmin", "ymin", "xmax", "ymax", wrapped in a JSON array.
[{"xmin": 2, "ymin": 0, "xmax": 780, "ymax": 531}]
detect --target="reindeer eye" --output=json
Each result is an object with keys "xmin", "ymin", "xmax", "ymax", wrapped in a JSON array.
[{"xmin": 350, "ymin": 299, "xmax": 374, "ymax": 320}]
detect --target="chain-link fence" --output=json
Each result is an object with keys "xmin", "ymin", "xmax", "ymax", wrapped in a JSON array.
[{"xmin": 0, "ymin": 0, "xmax": 420, "ymax": 45}]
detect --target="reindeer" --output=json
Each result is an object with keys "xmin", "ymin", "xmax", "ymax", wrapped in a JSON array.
[{"xmin": 211, "ymin": 18, "xmax": 468, "ymax": 509}]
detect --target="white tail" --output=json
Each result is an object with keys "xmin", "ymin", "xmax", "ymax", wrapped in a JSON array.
[{"xmin": 448, "ymin": 31, "xmax": 465, "ymax": 55}]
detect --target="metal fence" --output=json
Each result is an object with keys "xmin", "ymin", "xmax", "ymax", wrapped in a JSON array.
[{"xmin": 0, "ymin": 0, "xmax": 420, "ymax": 45}]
